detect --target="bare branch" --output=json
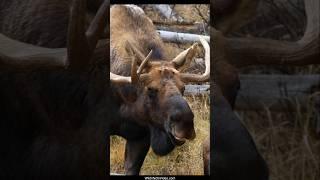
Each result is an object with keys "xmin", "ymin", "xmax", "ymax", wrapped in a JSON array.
[
  {"xmin": 195, "ymin": 5, "xmax": 209, "ymax": 24},
  {"xmin": 158, "ymin": 30, "xmax": 210, "ymax": 43},
  {"xmin": 153, "ymin": 4, "xmax": 184, "ymax": 22},
  {"xmin": 152, "ymin": 19, "xmax": 197, "ymax": 26}
]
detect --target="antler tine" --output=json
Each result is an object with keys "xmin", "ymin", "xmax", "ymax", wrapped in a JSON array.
[
  {"xmin": 86, "ymin": 0, "xmax": 110, "ymax": 51},
  {"xmin": 0, "ymin": 34, "xmax": 67, "ymax": 71},
  {"xmin": 200, "ymin": 36, "xmax": 210, "ymax": 78},
  {"xmin": 180, "ymin": 36, "xmax": 210, "ymax": 82},
  {"xmin": 67, "ymin": 0, "xmax": 90, "ymax": 70},
  {"xmin": 110, "ymin": 72, "xmax": 131, "ymax": 84},
  {"xmin": 0, "ymin": 0, "xmax": 110, "ymax": 72},
  {"xmin": 137, "ymin": 50, "xmax": 153, "ymax": 75},
  {"xmin": 171, "ymin": 43, "xmax": 198, "ymax": 67}
]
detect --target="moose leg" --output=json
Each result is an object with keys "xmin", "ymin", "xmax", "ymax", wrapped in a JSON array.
[
  {"xmin": 213, "ymin": 86, "xmax": 269, "ymax": 180},
  {"xmin": 203, "ymin": 137, "xmax": 210, "ymax": 175},
  {"xmin": 124, "ymin": 136, "xmax": 150, "ymax": 175}
]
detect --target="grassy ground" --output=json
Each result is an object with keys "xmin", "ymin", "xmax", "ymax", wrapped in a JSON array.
[
  {"xmin": 238, "ymin": 94, "xmax": 320, "ymax": 180},
  {"xmin": 110, "ymin": 95, "xmax": 210, "ymax": 175}
]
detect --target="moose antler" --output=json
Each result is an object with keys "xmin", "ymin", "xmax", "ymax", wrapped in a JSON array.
[
  {"xmin": 213, "ymin": 0, "xmax": 320, "ymax": 67},
  {"xmin": 110, "ymin": 49, "xmax": 153, "ymax": 84},
  {"xmin": 86, "ymin": 0, "xmax": 109, "ymax": 50},
  {"xmin": 137, "ymin": 50, "xmax": 153, "ymax": 75},
  {"xmin": 110, "ymin": 72, "xmax": 132, "ymax": 84},
  {"xmin": 170, "ymin": 42, "xmax": 200, "ymax": 73},
  {"xmin": 180, "ymin": 36, "xmax": 210, "ymax": 82},
  {"xmin": 0, "ymin": 34, "xmax": 67, "ymax": 70},
  {"xmin": 0, "ymin": 0, "xmax": 110, "ymax": 71},
  {"xmin": 110, "ymin": 36, "xmax": 210, "ymax": 84}
]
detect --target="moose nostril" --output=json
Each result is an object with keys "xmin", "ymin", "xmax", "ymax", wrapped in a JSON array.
[{"xmin": 169, "ymin": 110, "xmax": 195, "ymax": 129}]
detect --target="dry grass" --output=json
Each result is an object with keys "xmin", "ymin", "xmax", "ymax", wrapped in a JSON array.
[
  {"xmin": 143, "ymin": 4, "xmax": 209, "ymax": 23},
  {"xmin": 174, "ymin": 5, "xmax": 209, "ymax": 23},
  {"xmin": 110, "ymin": 95, "xmax": 210, "ymax": 175},
  {"xmin": 237, "ymin": 97, "xmax": 320, "ymax": 180}
]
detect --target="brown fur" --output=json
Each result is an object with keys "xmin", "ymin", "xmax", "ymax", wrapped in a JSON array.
[
  {"xmin": 0, "ymin": 0, "xmax": 102, "ymax": 48},
  {"xmin": 110, "ymin": 5, "xmax": 167, "ymax": 76},
  {"xmin": 0, "ymin": 0, "xmax": 71, "ymax": 47}
]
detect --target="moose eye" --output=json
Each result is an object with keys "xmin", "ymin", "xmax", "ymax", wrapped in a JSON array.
[{"xmin": 147, "ymin": 87, "xmax": 158, "ymax": 99}]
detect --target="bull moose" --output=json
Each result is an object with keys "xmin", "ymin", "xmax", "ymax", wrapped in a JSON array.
[{"xmin": 109, "ymin": 5, "xmax": 210, "ymax": 174}]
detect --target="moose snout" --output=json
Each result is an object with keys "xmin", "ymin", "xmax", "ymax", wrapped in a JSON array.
[
  {"xmin": 171, "ymin": 120, "xmax": 196, "ymax": 141},
  {"xmin": 167, "ymin": 95, "xmax": 196, "ymax": 141},
  {"xmin": 173, "ymin": 126, "xmax": 196, "ymax": 140}
]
